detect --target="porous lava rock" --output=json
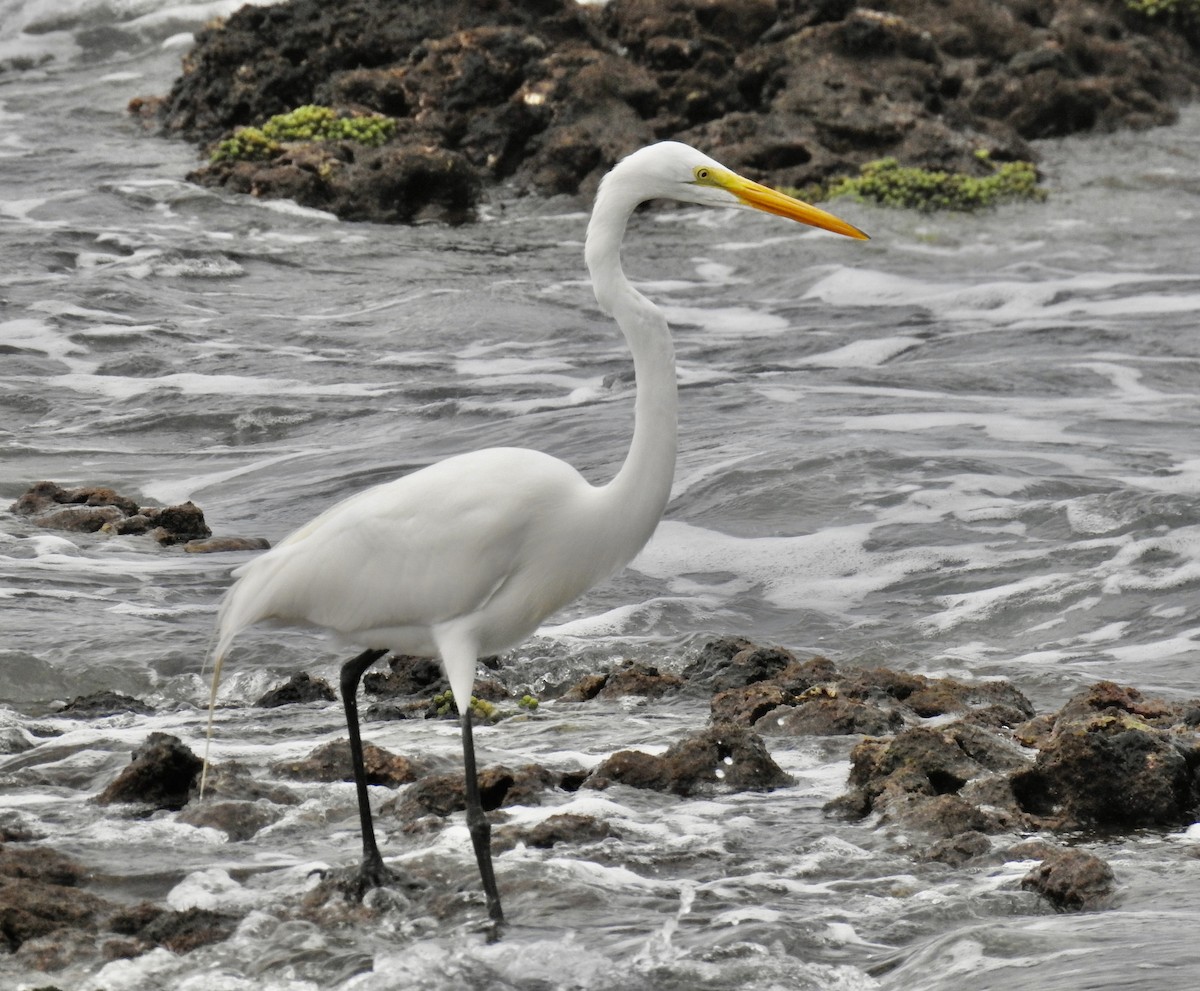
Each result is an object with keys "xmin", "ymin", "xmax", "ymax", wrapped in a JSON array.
[
  {"xmin": 559, "ymin": 659, "xmax": 684, "ymax": 701},
  {"xmin": 391, "ymin": 763, "xmax": 563, "ymax": 819},
  {"xmin": 271, "ymin": 739, "xmax": 428, "ymax": 787},
  {"xmin": 9, "ymin": 480, "xmax": 264, "ymax": 551},
  {"xmin": 1018, "ymin": 845, "xmax": 1117, "ymax": 911},
  {"xmin": 254, "ymin": 671, "xmax": 338, "ymax": 708},
  {"xmin": 95, "ymin": 733, "xmax": 203, "ymax": 812},
  {"xmin": 584, "ymin": 722, "xmax": 792, "ymax": 795},
  {"xmin": 0, "ymin": 839, "xmax": 235, "ymax": 966},
  {"xmin": 1009, "ymin": 681, "xmax": 1200, "ymax": 829},
  {"xmin": 57, "ymin": 691, "xmax": 154, "ymax": 718},
  {"xmin": 138, "ymin": 0, "xmax": 1200, "ymax": 221},
  {"xmin": 493, "ymin": 811, "xmax": 614, "ymax": 852}
]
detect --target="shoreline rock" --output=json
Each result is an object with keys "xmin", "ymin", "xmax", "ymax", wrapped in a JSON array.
[
  {"xmin": 11, "ymin": 638, "xmax": 1198, "ymax": 966},
  {"xmin": 135, "ymin": 0, "xmax": 1200, "ymax": 221},
  {"xmin": 9, "ymin": 480, "xmax": 267, "ymax": 553}
]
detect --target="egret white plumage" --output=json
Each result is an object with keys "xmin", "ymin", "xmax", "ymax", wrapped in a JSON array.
[{"xmin": 205, "ymin": 141, "xmax": 867, "ymax": 924}]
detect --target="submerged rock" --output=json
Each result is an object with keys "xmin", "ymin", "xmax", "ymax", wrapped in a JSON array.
[
  {"xmin": 493, "ymin": 812, "xmax": 614, "ymax": 853},
  {"xmin": 57, "ymin": 691, "xmax": 154, "ymax": 718},
  {"xmin": 0, "ymin": 842, "xmax": 234, "ymax": 964},
  {"xmin": 271, "ymin": 739, "xmax": 428, "ymax": 787}
]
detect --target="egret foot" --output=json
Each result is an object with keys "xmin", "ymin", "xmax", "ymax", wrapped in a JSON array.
[{"xmin": 334, "ymin": 855, "xmax": 424, "ymax": 904}]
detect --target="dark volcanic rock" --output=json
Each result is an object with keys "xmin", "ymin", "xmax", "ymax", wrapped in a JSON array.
[
  {"xmin": 560, "ymin": 660, "xmax": 684, "ymax": 701},
  {"xmin": 57, "ymin": 690, "xmax": 154, "ymax": 718},
  {"xmin": 585, "ymin": 723, "xmax": 792, "ymax": 796},
  {"xmin": 363, "ymin": 654, "xmax": 448, "ymax": 697},
  {"xmin": 95, "ymin": 733, "xmax": 203, "ymax": 812},
  {"xmin": 142, "ymin": 0, "xmax": 1200, "ymax": 221},
  {"xmin": 392, "ymin": 763, "xmax": 561, "ymax": 819},
  {"xmin": 1006, "ymin": 680, "xmax": 1200, "ymax": 830},
  {"xmin": 254, "ymin": 672, "xmax": 338, "ymax": 708}
]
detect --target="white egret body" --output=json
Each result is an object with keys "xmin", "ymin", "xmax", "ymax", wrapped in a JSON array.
[{"xmin": 207, "ymin": 141, "xmax": 867, "ymax": 924}]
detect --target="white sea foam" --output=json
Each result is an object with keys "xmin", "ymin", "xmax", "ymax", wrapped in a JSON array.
[
  {"xmin": 794, "ymin": 335, "xmax": 921, "ymax": 367},
  {"xmin": 45, "ymin": 371, "xmax": 394, "ymax": 399}
]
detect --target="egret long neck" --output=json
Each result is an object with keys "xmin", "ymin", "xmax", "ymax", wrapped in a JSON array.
[{"xmin": 585, "ymin": 186, "xmax": 678, "ymax": 563}]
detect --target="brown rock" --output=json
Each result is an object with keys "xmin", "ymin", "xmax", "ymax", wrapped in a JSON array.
[
  {"xmin": 585, "ymin": 723, "xmax": 791, "ymax": 796},
  {"xmin": 95, "ymin": 733, "xmax": 203, "ymax": 811},
  {"xmin": 271, "ymin": 739, "xmax": 427, "ymax": 787},
  {"xmin": 1020, "ymin": 847, "xmax": 1116, "ymax": 911}
]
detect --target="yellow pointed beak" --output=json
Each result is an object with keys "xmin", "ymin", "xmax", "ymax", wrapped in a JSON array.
[{"xmin": 722, "ymin": 173, "xmax": 869, "ymax": 241}]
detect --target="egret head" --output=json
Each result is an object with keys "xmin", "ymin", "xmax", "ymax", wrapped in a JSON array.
[{"xmin": 608, "ymin": 140, "xmax": 868, "ymax": 241}]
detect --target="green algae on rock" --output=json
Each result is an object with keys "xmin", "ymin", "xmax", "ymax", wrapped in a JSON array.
[
  {"xmin": 209, "ymin": 104, "xmax": 397, "ymax": 163},
  {"xmin": 797, "ymin": 155, "xmax": 1046, "ymax": 212}
]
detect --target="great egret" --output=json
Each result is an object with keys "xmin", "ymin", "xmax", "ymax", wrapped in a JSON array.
[{"xmin": 204, "ymin": 141, "xmax": 867, "ymax": 924}]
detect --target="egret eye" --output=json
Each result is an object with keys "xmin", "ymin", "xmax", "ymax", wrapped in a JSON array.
[{"xmin": 695, "ymin": 167, "xmax": 710, "ymax": 181}]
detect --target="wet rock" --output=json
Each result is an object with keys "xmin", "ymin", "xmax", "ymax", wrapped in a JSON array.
[
  {"xmin": 0, "ymin": 865, "xmax": 108, "ymax": 955},
  {"xmin": 254, "ymin": 671, "xmax": 337, "ymax": 708},
  {"xmin": 711, "ymin": 682, "xmax": 793, "ymax": 725},
  {"xmin": 391, "ymin": 763, "xmax": 561, "ymax": 819},
  {"xmin": 143, "ymin": 0, "xmax": 1200, "ymax": 220},
  {"xmin": 924, "ymin": 829, "xmax": 992, "ymax": 866},
  {"xmin": 881, "ymin": 791, "xmax": 1011, "ymax": 839},
  {"xmin": 560, "ymin": 660, "xmax": 684, "ymax": 701},
  {"xmin": 827, "ymin": 722, "xmax": 1030, "ymax": 821},
  {"xmin": 584, "ymin": 723, "xmax": 792, "ymax": 796},
  {"xmin": 32, "ymin": 504, "xmax": 125, "ymax": 533},
  {"xmin": 10, "ymin": 480, "xmax": 215, "ymax": 545},
  {"xmin": 363, "ymin": 654, "xmax": 447, "ymax": 697},
  {"xmin": 1010, "ymin": 712, "xmax": 1194, "ymax": 828},
  {"xmin": 0, "ymin": 844, "xmax": 167, "ymax": 966},
  {"xmin": 107, "ymin": 902, "xmax": 237, "ymax": 955},
  {"xmin": 11, "ymin": 481, "xmax": 138, "ymax": 517},
  {"xmin": 178, "ymin": 799, "xmax": 285, "ymax": 840},
  {"xmin": 271, "ymin": 739, "xmax": 427, "ymax": 787},
  {"xmin": 193, "ymin": 761, "xmax": 301, "ymax": 805},
  {"xmin": 754, "ymin": 692, "xmax": 905, "ymax": 737},
  {"xmin": 683, "ymin": 640, "xmax": 801, "ymax": 693},
  {"xmin": 184, "ymin": 536, "xmax": 271, "ymax": 553},
  {"xmin": 494, "ymin": 811, "xmax": 613, "ymax": 852},
  {"xmin": 1019, "ymin": 847, "xmax": 1116, "ymax": 911},
  {"xmin": 95, "ymin": 733, "xmax": 203, "ymax": 812},
  {"xmin": 57, "ymin": 690, "xmax": 154, "ymax": 718}
]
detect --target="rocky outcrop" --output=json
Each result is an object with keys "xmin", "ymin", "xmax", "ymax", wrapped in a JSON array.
[
  {"xmin": 136, "ymin": 0, "xmax": 1200, "ymax": 221},
  {"xmin": 9, "ymin": 480, "xmax": 266, "ymax": 552}
]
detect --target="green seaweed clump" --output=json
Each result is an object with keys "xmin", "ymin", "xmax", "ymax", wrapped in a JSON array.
[
  {"xmin": 432, "ymin": 689, "xmax": 498, "ymax": 722},
  {"xmin": 1125, "ymin": 0, "xmax": 1200, "ymax": 25},
  {"xmin": 518, "ymin": 694, "xmax": 539, "ymax": 710},
  {"xmin": 210, "ymin": 105, "xmax": 397, "ymax": 164},
  {"xmin": 800, "ymin": 155, "xmax": 1045, "ymax": 212}
]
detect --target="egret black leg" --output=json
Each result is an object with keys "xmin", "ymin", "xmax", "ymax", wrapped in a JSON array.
[
  {"xmin": 461, "ymin": 704, "xmax": 504, "ymax": 924},
  {"xmin": 340, "ymin": 647, "xmax": 390, "ymax": 898}
]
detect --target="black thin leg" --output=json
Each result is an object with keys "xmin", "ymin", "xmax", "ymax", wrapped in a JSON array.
[
  {"xmin": 461, "ymin": 704, "xmax": 504, "ymax": 924},
  {"xmin": 340, "ymin": 647, "xmax": 389, "ymax": 898}
]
